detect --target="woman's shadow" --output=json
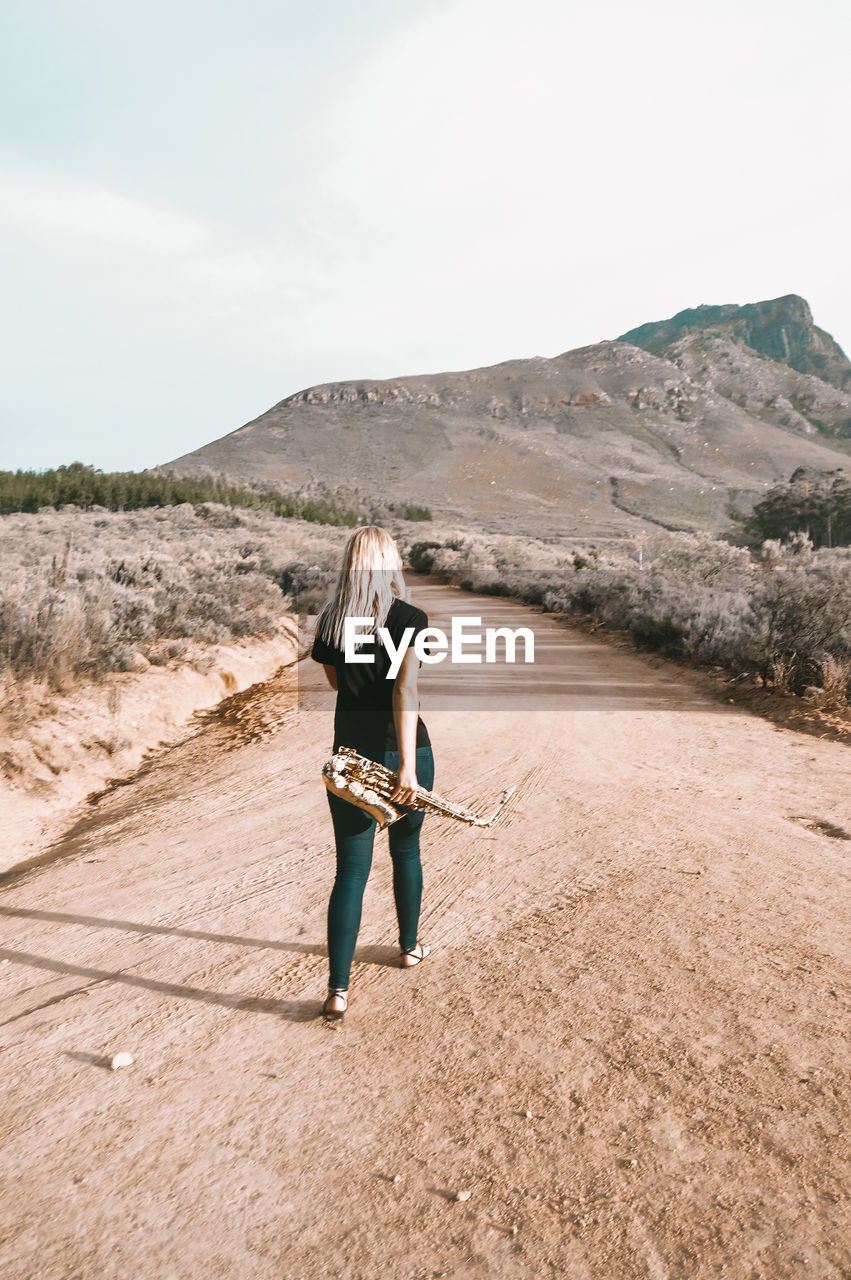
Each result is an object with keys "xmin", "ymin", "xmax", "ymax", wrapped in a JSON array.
[{"xmin": 0, "ymin": 904, "xmax": 400, "ymax": 1026}]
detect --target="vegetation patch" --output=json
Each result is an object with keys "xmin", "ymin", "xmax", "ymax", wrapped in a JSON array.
[
  {"xmin": 397, "ymin": 526, "xmax": 851, "ymax": 711},
  {"xmin": 0, "ymin": 507, "xmax": 346, "ymax": 700},
  {"xmin": 744, "ymin": 466, "xmax": 851, "ymax": 549},
  {"xmin": 0, "ymin": 463, "xmax": 363, "ymax": 526}
]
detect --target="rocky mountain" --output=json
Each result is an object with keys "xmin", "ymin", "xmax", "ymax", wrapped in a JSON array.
[
  {"xmin": 157, "ymin": 295, "xmax": 851, "ymax": 539},
  {"xmin": 619, "ymin": 295, "xmax": 851, "ymax": 392}
]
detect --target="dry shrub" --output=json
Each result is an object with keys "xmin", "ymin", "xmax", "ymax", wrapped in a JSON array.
[
  {"xmin": 748, "ymin": 560, "xmax": 851, "ymax": 689},
  {"xmin": 272, "ymin": 562, "xmax": 337, "ymax": 615},
  {"xmin": 403, "ymin": 528, "xmax": 851, "ymax": 699},
  {"xmin": 819, "ymin": 656, "xmax": 851, "ymax": 709},
  {"xmin": 769, "ymin": 653, "xmax": 797, "ymax": 694},
  {"xmin": 0, "ymin": 507, "xmax": 348, "ymax": 702}
]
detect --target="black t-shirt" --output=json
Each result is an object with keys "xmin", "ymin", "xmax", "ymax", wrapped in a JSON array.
[{"xmin": 311, "ymin": 596, "xmax": 431, "ymax": 756}]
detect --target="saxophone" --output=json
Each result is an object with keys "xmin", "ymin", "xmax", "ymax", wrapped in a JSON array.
[{"xmin": 322, "ymin": 745, "xmax": 515, "ymax": 830}]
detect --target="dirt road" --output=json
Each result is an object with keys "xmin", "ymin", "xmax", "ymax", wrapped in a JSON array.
[{"xmin": 1, "ymin": 582, "xmax": 848, "ymax": 1279}]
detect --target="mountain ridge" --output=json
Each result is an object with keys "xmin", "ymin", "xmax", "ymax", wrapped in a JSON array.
[
  {"xmin": 157, "ymin": 296, "xmax": 851, "ymax": 538},
  {"xmin": 618, "ymin": 293, "xmax": 851, "ymax": 391}
]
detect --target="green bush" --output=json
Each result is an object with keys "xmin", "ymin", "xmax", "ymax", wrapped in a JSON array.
[
  {"xmin": 744, "ymin": 466, "xmax": 851, "ymax": 549},
  {"xmin": 0, "ymin": 463, "xmax": 361, "ymax": 526}
]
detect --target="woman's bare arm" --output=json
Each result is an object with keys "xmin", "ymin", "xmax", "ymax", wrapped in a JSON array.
[
  {"xmin": 322, "ymin": 664, "xmax": 338, "ymax": 690},
  {"xmin": 390, "ymin": 644, "xmax": 420, "ymax": 803}
]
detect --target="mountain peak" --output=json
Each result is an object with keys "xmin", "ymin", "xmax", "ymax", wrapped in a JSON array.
[{"xmin": 618, "ymin": 294, "xmax": 849, "ymax": 390}]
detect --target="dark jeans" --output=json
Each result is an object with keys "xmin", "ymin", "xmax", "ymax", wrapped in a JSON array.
[{"xmin": 326, "ymin": 745, "xmax": 435, "ymax": 990}]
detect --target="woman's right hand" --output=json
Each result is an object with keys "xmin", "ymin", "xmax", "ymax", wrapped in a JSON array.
[{"xmin": 390, "ymin": 761, "xmax": 419, "ymax": 806}]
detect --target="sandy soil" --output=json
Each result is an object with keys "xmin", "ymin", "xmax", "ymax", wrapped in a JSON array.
[
  {"xmin": 1, "ymin": 620, "xmax": 298, "ymax": 869},
  {"xmin": 0, "ymin": 582, "xmax": 848, "ymax": 1280}
]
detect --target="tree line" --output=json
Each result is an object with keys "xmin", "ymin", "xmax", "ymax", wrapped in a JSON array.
[{"xmin": 0, "ymin": 462, "xmax": 359, "ymax": 525}]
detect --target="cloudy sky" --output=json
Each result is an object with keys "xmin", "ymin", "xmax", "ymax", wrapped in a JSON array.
[{"xmin": 1, "ymin": 0, "xmax": 848, "ymax": 472}]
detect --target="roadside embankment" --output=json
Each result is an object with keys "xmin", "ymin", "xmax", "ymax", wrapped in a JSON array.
[{"xmin": 1, "ymin": 617, "xmax": 298, "ymax": 872}]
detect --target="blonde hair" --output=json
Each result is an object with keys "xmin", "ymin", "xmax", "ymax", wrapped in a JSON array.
[{"xmin": 316, "ymin": 526, "xmax": 408, "ymax": 650}]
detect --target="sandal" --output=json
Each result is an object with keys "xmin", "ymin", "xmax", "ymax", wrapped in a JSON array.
[
  {"xmin": 322, "ymin": 987, "xmax": 348, "ymax": 1023},
  {"xmin": 400, "ymin": 941, "xmax": 431, "ymax": 968}
]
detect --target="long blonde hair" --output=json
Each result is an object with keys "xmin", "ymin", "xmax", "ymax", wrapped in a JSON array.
[{"xmin": 316, "ymin": 526, "xmax": 408, "ymax": 650}]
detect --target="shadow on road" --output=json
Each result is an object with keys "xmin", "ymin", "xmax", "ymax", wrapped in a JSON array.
[
  {"xmin": 0, "ymin": 905, "xmax": 404, "ymax": 1027},
  {"xmin": 0, "ymin": 943, "xmax": 320, "ymax": 1025},
  {"xmin": 0, "ymin": 904, "xmax": 399, "ymax": 969}
]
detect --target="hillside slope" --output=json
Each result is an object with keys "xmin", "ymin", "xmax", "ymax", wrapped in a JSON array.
[{"xmin": 158, "ymin": 297, "xmax": 851, "ymax": 538}]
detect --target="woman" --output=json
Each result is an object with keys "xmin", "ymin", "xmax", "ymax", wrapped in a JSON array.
[{"xmin": 311, "ymin": 526, "xmax": 435, "ymax": 1024}]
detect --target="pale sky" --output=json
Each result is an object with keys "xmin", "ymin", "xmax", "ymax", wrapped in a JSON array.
[{"xmin": 1, "ymin": 0, "xmax": 849, "ymax": 472}]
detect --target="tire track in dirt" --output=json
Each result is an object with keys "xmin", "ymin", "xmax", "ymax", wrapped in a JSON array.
[
  {"xmin": 1, "ymin": 581, "xmax": 849, "ymax": 1280},
  {"xmin": 0, "ymin": 596, "xmax": 659, "ymax": 1018}
]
